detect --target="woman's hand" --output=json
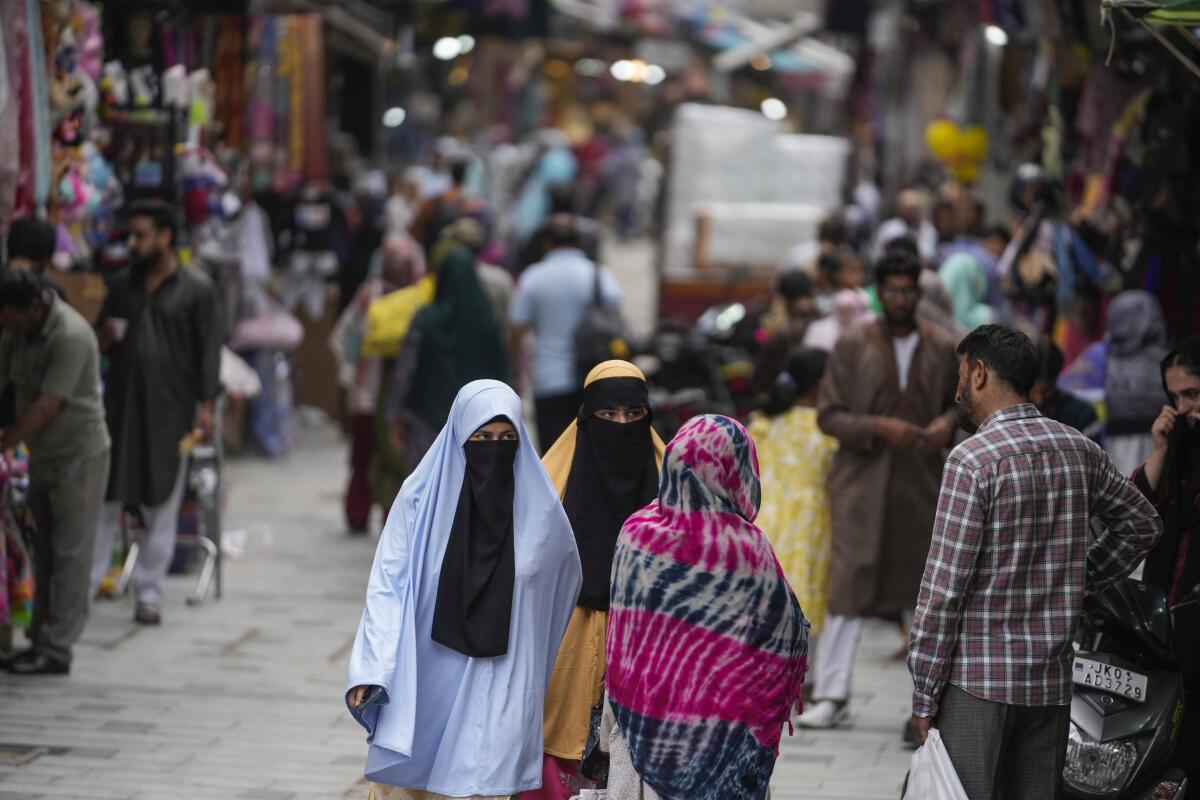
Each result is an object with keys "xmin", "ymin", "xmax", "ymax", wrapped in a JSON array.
[
  {"xmin": 1143, "ymin": 405, "xmax": 1178, "ymax": 493},
  {"xmin": 1151, "ymin": 404, "xmax": 1178, "ymax": 452},
  {"xmin": 347, "ymin": 685, "xmax": 371, "ymax": 709}
]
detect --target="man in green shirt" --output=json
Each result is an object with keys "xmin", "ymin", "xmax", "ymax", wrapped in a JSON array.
[{"xmin": 0, "ymin": 269, "xmax": 110, "ymax": 675}]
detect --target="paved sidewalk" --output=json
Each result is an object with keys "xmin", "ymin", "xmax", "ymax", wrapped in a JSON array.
[
  {"xmin": 0, "ymin": 422, "xmax": 913, "ymax": 799},
  {"xmin": 776, "ymin": 623, "xmax": 914, "ymax": 800}
]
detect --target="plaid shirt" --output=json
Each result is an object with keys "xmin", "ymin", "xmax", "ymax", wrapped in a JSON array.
[{"xmin": 908, "ymin": 403, "xmax": 1162, "ymax": 717}]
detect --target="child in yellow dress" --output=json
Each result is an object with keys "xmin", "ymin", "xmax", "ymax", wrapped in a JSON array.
[{"xmin": 749, "ymin": 347, "xmax": 837, "ymax": 635}]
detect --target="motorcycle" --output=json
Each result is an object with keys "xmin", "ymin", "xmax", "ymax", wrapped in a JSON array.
[
  {"xmin": 638, "ymin": 302, "xmax": 760, "ymax": 439},
  {"xmin": 1063, "ymin": 578, "xmax": 1197, "ymax": 799}
]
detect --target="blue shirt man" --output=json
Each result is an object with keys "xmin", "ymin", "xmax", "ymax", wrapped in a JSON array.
[{"xmin": 510, "ymin": 216, "xmax": 620, "ymax": 452}]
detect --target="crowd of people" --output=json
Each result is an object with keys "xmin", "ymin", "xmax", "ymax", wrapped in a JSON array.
[
  {"xmin": 1, "ymin": 129, "xmax": 1198, "ymax": 797},
  {"xmin": 332, "ymin": 156, "xmax": 1198, "ymax": 799}
]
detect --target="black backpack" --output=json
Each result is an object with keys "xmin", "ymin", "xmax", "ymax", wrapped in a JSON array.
[{"xmin": 573, "ymin": 264, "xmax": 627, "ymax": 383}]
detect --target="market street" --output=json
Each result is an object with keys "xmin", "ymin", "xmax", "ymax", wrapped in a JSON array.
[{"xmin": 0, "ymin": 420, "xmax": 913, "ymax": 800}]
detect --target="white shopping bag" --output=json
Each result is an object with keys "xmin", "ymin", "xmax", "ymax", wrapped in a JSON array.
[{"xmin": 902, "ymin": 728, "xmax": 969, "ymax": 800}]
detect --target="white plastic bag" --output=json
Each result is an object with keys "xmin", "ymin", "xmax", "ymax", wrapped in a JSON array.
[{"xmin": 902, "ymin": 728, "xmax": 969, "ymax": 800}]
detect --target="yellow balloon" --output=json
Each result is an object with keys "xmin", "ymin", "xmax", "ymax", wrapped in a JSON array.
[
  {"xmin": 925, "ymin": 120, "xmax": 959, "ymax": 161},
  {"xmin": 953, "ymin": 162, "xmax": 980, "ymax": 185},
  {"xmin": 961, "ymin": 126, "xmax": 988, "ymax": 163}
]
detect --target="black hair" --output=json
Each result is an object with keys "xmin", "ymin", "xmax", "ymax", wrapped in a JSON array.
[
  {"xmin": 775, "ymin": 269, "xmax": 812, "ymax": 300},
  {"xmin": 956, "ymin": 324, "xmax": 1038, "ymax": 397},
  {"xmin": 982, "ymin": 224, "xmax": 1012, "ymax": 244},
  {"xmin": 0, "ymin": 268, "xmax": 49, "ymax": 311},
  {"xmin": 817, "ymin": 251, "xmax": 841, "ymax": 283},
  {"xmin": 449, "ymin": 159, "xmax": 469, "ymax": 186},
  {"xmin": 787, "ymin": 347, "xmax": 827, "ymax": 397},
  {"xmin": 546, "ymin": 215, "xmax": 581, "ymax": 250},
  {"xmin": 547, "ymin": 183, "xmax": 577, "ymax": 215},
  {"xmin": 6, "ymin": 218, "xmax": 56, "ymax": 265},
  {"xmin": 883, "ymin": 235, "xmax": 920, "ymax": 259},
  {"xmin": 1034, "ymin": 336, "xmax": 1064, "ymax": 382},
  {"xmin": 818, "ymin": 214, "xmax": 848, "ymax": 247},
  {"xmin": 874, "ymin": 252, "xmax": 921, "ymax": 285},
  {"xmin": 128, "ymin": 199, "xmax": 178, "ymax": 243},
  {"xmin": 761, "ymin": 347, "xmax": 828, "ymax": 416},
  {"xmin": 1161, "ymin": 337, "xmax": 1200, "ymax": 389},
  {"xmin": 818, "ymin": 246, "xmax": 864, "ymax": 284}
]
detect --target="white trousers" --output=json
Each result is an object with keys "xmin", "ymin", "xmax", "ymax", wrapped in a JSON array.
[
  {"xmin": 91, "ymin": 459, "xmax": 189, "ymax": 607},
  {"xmin": 811, "ymin": 614, "xmax": 863, "ymax": 703}
]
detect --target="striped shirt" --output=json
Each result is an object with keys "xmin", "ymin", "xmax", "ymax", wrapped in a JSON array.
[{"xmin": 908, "ymin": 403, "xmax": 1162, "ymax": 717}]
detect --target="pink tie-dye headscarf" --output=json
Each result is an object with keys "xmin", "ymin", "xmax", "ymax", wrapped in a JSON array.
[{"xmin": 606, "ymin": 415, "xmax": 808, "ymax": 800}]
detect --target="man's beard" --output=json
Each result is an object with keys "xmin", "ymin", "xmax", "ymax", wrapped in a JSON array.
[
  {"xmin": 884, "ymin": 309, "xmax": 916, "ymax": 330},
  {"xmin": 956, "ymin": 383, "xmax": 979, "ymax": 435},
  {"xmin": 130, "ymin": 249, "xmax": 160, "ymax": 275}
]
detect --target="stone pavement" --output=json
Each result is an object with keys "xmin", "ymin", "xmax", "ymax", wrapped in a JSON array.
[
  {"xmin": 777, "ymin": 626, "xmax": 914, "ymax": 800},
  {"xmin": 0, "ymin": 421, "xmax": 913, "ymax": 800}
]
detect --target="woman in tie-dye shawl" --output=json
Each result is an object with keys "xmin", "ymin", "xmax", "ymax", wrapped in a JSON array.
[{"xmin": 603, "ymin": 415, "xmax": 809, "ymax": 800}]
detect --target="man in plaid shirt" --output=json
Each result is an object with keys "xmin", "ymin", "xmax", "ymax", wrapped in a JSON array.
[{"xmin": 908, "ymin": 325, "xmax": 1161, "ymax": 798}]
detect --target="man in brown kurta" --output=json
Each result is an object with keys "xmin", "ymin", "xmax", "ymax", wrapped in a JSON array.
[{"xmin": 799, "ymin": 253, "xmax": 958, "ymax": 730}]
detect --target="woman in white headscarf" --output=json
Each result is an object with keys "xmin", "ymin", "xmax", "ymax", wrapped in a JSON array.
[{"xmin": 346, "ymin": 380, "xmax": 582, "ymax": 800}]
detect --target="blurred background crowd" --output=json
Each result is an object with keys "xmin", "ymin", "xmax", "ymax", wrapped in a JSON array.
[{"xmin": 1, "ymin": 0, "xmax": 1199, "ymax": 746}]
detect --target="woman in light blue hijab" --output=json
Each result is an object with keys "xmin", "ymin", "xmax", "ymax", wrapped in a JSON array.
[
  {"xmin": 512, "ymin": 130, "xmax": 578, "ymax": 245},
  {"xmin": 939, "ymin": 252, "xmax": 996, "ymax": 332},
  {"xmin": 347, "ymin": 380, "xmax": 582, "ymax": 800}
]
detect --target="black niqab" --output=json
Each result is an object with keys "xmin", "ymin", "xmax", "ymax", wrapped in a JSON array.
[
  {"xmin": 432, "ymin": 431, "xmax": 519, "ymax": 658},
  {"xmin": 563, "ymin": 377, "xmax": 659, "ymax": 610},
  {"xmin": 1143, "ymin": 336, "xmax": 1200, "ymax": 605}
]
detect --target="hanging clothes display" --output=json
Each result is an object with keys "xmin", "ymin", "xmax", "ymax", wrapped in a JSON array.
[
  {"xmin": 24, "ymin": 0, "xmax": 51, "ymax": 210},
  {"xmin": 244, "ymin": 14, "xmax": 327, "ymax": 187},
  {"xmin": 0, "ymin": 8, "xmax": 19, "ymax": 224},
  {"xmin": 0, "ymin": 453, "xmax": 35, "ymax": 633},
  {"xmin": 2, "ymin": 0, "xmax": 48, "ymax": 218},
  {"xmin": 212, "ymin": 16, "xmax": 245, "ymax": 149},
  {"xmin": 297, "ymin": 15, "xmax": 326, "ymax": 181}
]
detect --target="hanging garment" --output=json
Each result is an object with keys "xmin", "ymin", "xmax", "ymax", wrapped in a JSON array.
[
  {"xmin": 0, "ymin": 10, "xmax": 20, "ymax": 223},
  {"xmin": 24, "ymin": 0, "xmax": 51, "ymax": 209},
  {"xmin": 1106, "ymin": 290, "xmax": 1170, "ymax": 435}
]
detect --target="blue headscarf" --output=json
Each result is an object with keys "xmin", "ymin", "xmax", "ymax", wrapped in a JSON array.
[{"xmin": 347, "ymin": 380, "xmax": 582, "ymax": 794}]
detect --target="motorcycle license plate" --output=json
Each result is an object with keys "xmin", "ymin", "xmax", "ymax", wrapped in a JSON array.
[{"xmin": 1072, "ymin": 656, "xmax": 1148, "ymax": 703}]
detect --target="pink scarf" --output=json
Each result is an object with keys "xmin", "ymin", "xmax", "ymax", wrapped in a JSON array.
[{"xmin": 606, "ymin": 415, "xmax": 808, "ymax": 800}]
